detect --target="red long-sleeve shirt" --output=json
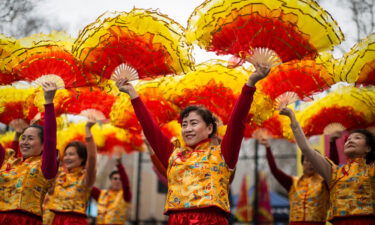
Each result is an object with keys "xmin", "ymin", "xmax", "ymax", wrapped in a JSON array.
[
  {"xmin": 91, "ymin": 162, "xmax": 132, "ymax": 202},
  {"xmin": 131, "ymin": 85, "xmax": 256, "ymax": 169},
  {"xmin": 265, "ymin": 140, "xmax": 340, "ymax": 191}
]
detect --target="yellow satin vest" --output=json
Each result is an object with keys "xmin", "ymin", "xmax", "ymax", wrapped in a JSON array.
[
  {"xmin": 96, "ymin": 189, "xmax": 129, "ymax": 224},
  {"xmin": 46, "ymin": 166, "xmax": 91, "ymax": 215},
  {"xmin": 288, "ymin": 174, "xmax": 329, "ymax": 222},
  {"xmin": 328, "ymin": 158, "xmax": 375, "ymax": 220},
  {"xmin": 0, "ymin": 151, "xmax": 53, "ymax": 217},
  {"xmin": 165, "ymin": 140, "xmax": 232, "ymax": 213}
]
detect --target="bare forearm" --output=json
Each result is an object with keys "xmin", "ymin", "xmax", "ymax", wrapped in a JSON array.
[{"xmin": 289, "ymin": 116, "xmax": 331, "ymax": 182}]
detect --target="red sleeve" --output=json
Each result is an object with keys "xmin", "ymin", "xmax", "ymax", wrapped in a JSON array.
[
  {"xmin": 265, "ymin": 147, "xmax": 293, "ymax": 191},
  {"xmin": 150, "ymin": 154, "xmax": 167, "ymax": 178},
  {"xmin": 91, "ymin": 186, "xmax": 101, "ymax": 201},
  {"xmin": 329, "ymin": 139, "xmax": 340, "ymax": 165},
  {"xmin": 131, "ymin": 97, "xmax": 174, "ymax": 168},
  {"xmin": 11, "ymin": 140, "xmax": 20, "ymax": 158},
  {"xmin": 153, "ymin": 166, "xmax": 168, "ymax": 186},
  {"xmin": 117, "ymin": 163, "xmax": 131, "ymax": 202},
  {"xmin": 0, "ymin": 144, "xmax": 4, "ymax": 168},
  {"xmin": 221, "ymin": 85, "xmax": 256, "ymax": 169},
  {"xmin": 41, "ymin": 103, "xmax": 58, "ymax": 179}
]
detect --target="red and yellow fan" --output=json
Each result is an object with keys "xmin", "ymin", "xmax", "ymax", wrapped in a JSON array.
[
  {"xmin": 61, "ymin": 87, "xmax": 116, "ymax": 121},
  {"xmin": 25, "ymin": 88, "xmax": 71, "ymax": 125},
  {"xmin": 186, "ymin": 0, "xmax": 344, "ymax": 66},
  {"xmin": 0, "ymin": 34, "xmax": 22, "ymax": 85},
  {"xmin": 170, "ymin": 60, "xmax": 274, "ymax": 125},
  {"xmin": 297, "ymin": 86, "xmax": 374, "ymax": 137},
  {"xmin": 110, "ymin": 83, "xmax": 178, "ymax": 132},
  {"xmin": 3, "ymin": 33, "xmax": 93, "ymax": 89},
  {"xmin": 334, "ymin": 33, "xmax": 375, "ymax": 86},
  {"xmin": 0, "ymin": 86, "xmax": 37, "ymax": 125},
  {"xmin": 258, "ymin": 58, "xmax": 335, "ymax": 109},
  {"xmin": 72, "ymin": 9, "xmax": 194, "ymax": 83},
  {"xmin": 0, "ymin": 131, "xmax": 16, "ymax": 150}
]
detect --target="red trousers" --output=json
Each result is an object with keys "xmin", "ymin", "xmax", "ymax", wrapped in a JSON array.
[
  {"xmin": 331, "ymin": 215, "xmax": 375, "ymax": 225},
  {"xmin": 168, "ymin": 208, "xmax": 229, "ymax": 225},
  {"xmin": 51, "ymin": 212, "xmax": 88, "ymax": 225},
  {"xmin": 0, "ymin": 210, "xmax": 42, "ymax": 225},
  {"xmin": 290, "ymin": 222, "xmax": 325, "ymax": 225}
]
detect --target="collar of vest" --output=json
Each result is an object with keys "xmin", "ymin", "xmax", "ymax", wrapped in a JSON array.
[
  {"xmin": 346, "ymin": 157, "xmax": 366, "ymax": 165},
  {"xmin": 186, "ymin": 138, "xmax": 211, "ymax": 150}
]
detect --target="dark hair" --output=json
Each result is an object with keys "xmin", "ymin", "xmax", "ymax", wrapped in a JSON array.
[
  {"xmin": 349, "ymin": 129, "xmax": 375, "ymax": 164},
  {"xmin": 109, "ymin": 170, "xmax": 119, "ymax": 179},
  {"xmin": 64, "ymin": 141, "xmax": 87, "ymax": 166},
  {"xmin": 180, "ymin": 105, "xmax": 217, "ymax": 138},
  {"xmin": 25, "ymin": 124, "xmax": 44, "ymax": 143}
]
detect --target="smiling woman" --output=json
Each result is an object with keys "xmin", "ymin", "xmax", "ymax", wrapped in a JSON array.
[
  {"xmin": 0, "ymin": 82, "xmax": 58, "ymax": 225},
  {"xmin": 115, "ymin": 63, "xmax": 270, "ymax": 224},
  {"xmin": 43, "ymin": 116, "xmax": 97, "ymax": 225},
  {"xmin": 280, "ymin": 107, "xmax": 375, "ymax": 225}
]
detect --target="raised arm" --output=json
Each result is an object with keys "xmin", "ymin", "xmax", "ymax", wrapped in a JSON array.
[
  {"xmin": 90, "ymin": 187, "xmax": 101, "ymax": 201},
  {"xmin": 260, "ymin": 139, "xmax": 293, "ymax": 191},
  {"xmin": 41, "ymin": 82, "xmax": 58, "ymax": 180},
  {"xmin": 115, "ymin": 158, "xmax": 132, "ymax": 202},
  {"xmin": 144, "ymin": 137, "xmax": 167, "ymax": 178},
  {"xmin": 116, "ymin": 79, "xmax": 173, "ymax": 167},
  {"xmin": 221, "ymin": 64, "xmax": 270, "ymax": 169},
  {"xmin": 280, "ymin": 107, "xmax": 332, "ymax": 182},
  {"xmin": 0, "ymin": 144, "xmax": 4, "ymax": 168},
  {"xmin": 84, "ymin": 117, "xmax": 97, "ymax": 188}
]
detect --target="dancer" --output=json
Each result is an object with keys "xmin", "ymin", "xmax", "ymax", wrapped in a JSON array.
[
  {"xmin": 0, "ymin": 82, "xmax": 58, "ymax": 225},
  {"xmin": 260, "ymin": 138, "xmax": 331, "ymax": 225},
  {"xmin": 115, "ymin": 64, "xmax": 270, "ymax": 224},
  {"xmin": 91, "ymin": 155, "xmax": 132, "ymax": 225},
  {"xmin": 280, "ymin": 107, "xmax": 375, "ymax": 225},
  {"xmin": 45, "ymin": 117, "xmax": 97, "ymax": 225}
]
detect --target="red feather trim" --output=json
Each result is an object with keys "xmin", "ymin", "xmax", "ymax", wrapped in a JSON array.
[
  {"xmin": 64, "ymin": 87, "xmax": 116, "ymax": 118},
  {"xmin": 79, "ymin": 28, "xmax": 173, "ymax": 80},
  {"xmin": 0, "ymin": 102, "xmax": 27, "ymax": 124},
  {"xmin": 303, "ymin": 106, "xmax": 368, "ymax": 136},
  {"xmin": 172, "ymin": 80, "xmax": 238, "ymax": 124},
  {"xmin": 259, "ymin": 60, "xmax": 333, "ymax": 100},
  {"xmin": 13, "ymin": 45, "xmax": 94, "ymax": 88},
  {"xmin": 211, "ymin": 7, "xmax": 316, "ymax": 62}
]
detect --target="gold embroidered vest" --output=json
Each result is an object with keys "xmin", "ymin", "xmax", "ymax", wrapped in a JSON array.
[
  {"xmin": 289, "ymin": 174, "xmax": 329, "ymax": 222},
  {"xmin": 96, "ymin": 189, "xmax": 129, "ymax": 224},
  {"xmin": 46, "ymin": 167, "xmax": 90, "ymax": 215},
  {"xmin": 0, "ymin": 151, "xmax": 52, "ymax": 216},
  {"xmin": 328, "ymin": 158, "xmax": 375, "ymax": 220},
  {"xmin": 165, "ymin": 140, "xmax": 232, "ymax": 213}
]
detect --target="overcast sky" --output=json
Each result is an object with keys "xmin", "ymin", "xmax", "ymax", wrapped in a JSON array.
[{"xmin": 34, "ymin": 0, "xmax": 359, "ymax": 62}]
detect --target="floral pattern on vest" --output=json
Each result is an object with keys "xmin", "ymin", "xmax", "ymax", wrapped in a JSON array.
[
  {"xmin": 327, "ymin": 158, "xmax": 375, "ymax": 220},
  {"xmin": 165, "ymin": 140, "xmax": 232, "ymax": 213},
  {"xmin": 289, "ymin": 174, "xmax": 329, "ymax": 222},
  {"xmin": 96, "ymin": 189, "xmax": 129, "ymax": 224},
  {"xmin": 0, "ymin": 150, "xmax": 52, "ymax": 216}
]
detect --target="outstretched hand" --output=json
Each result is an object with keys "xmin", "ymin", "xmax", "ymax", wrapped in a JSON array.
[
  {"xmin": 259, "ymin": 138, "xmax": 270, "ymax": 148},
  {"xmin": 279, "ymin": 107, "xmax": 295, "ymax": 118},
  {"xmin": 42, "ymin": 81, "xmax": 58, "ymax": 104},
  {"xmin": 10, "ymin": 119, "xmax": 28, "ymax": 135},
  {"xmin": 85, "ymin": 115, "xmax": 97, "ymax": 129},
  {"xmin": 248, "ymin": 63, "xmax": 270, "ymax": 87},
  {"xmin": 115, "ymin": 78, "xmax": 138, "ymax": 99}
]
